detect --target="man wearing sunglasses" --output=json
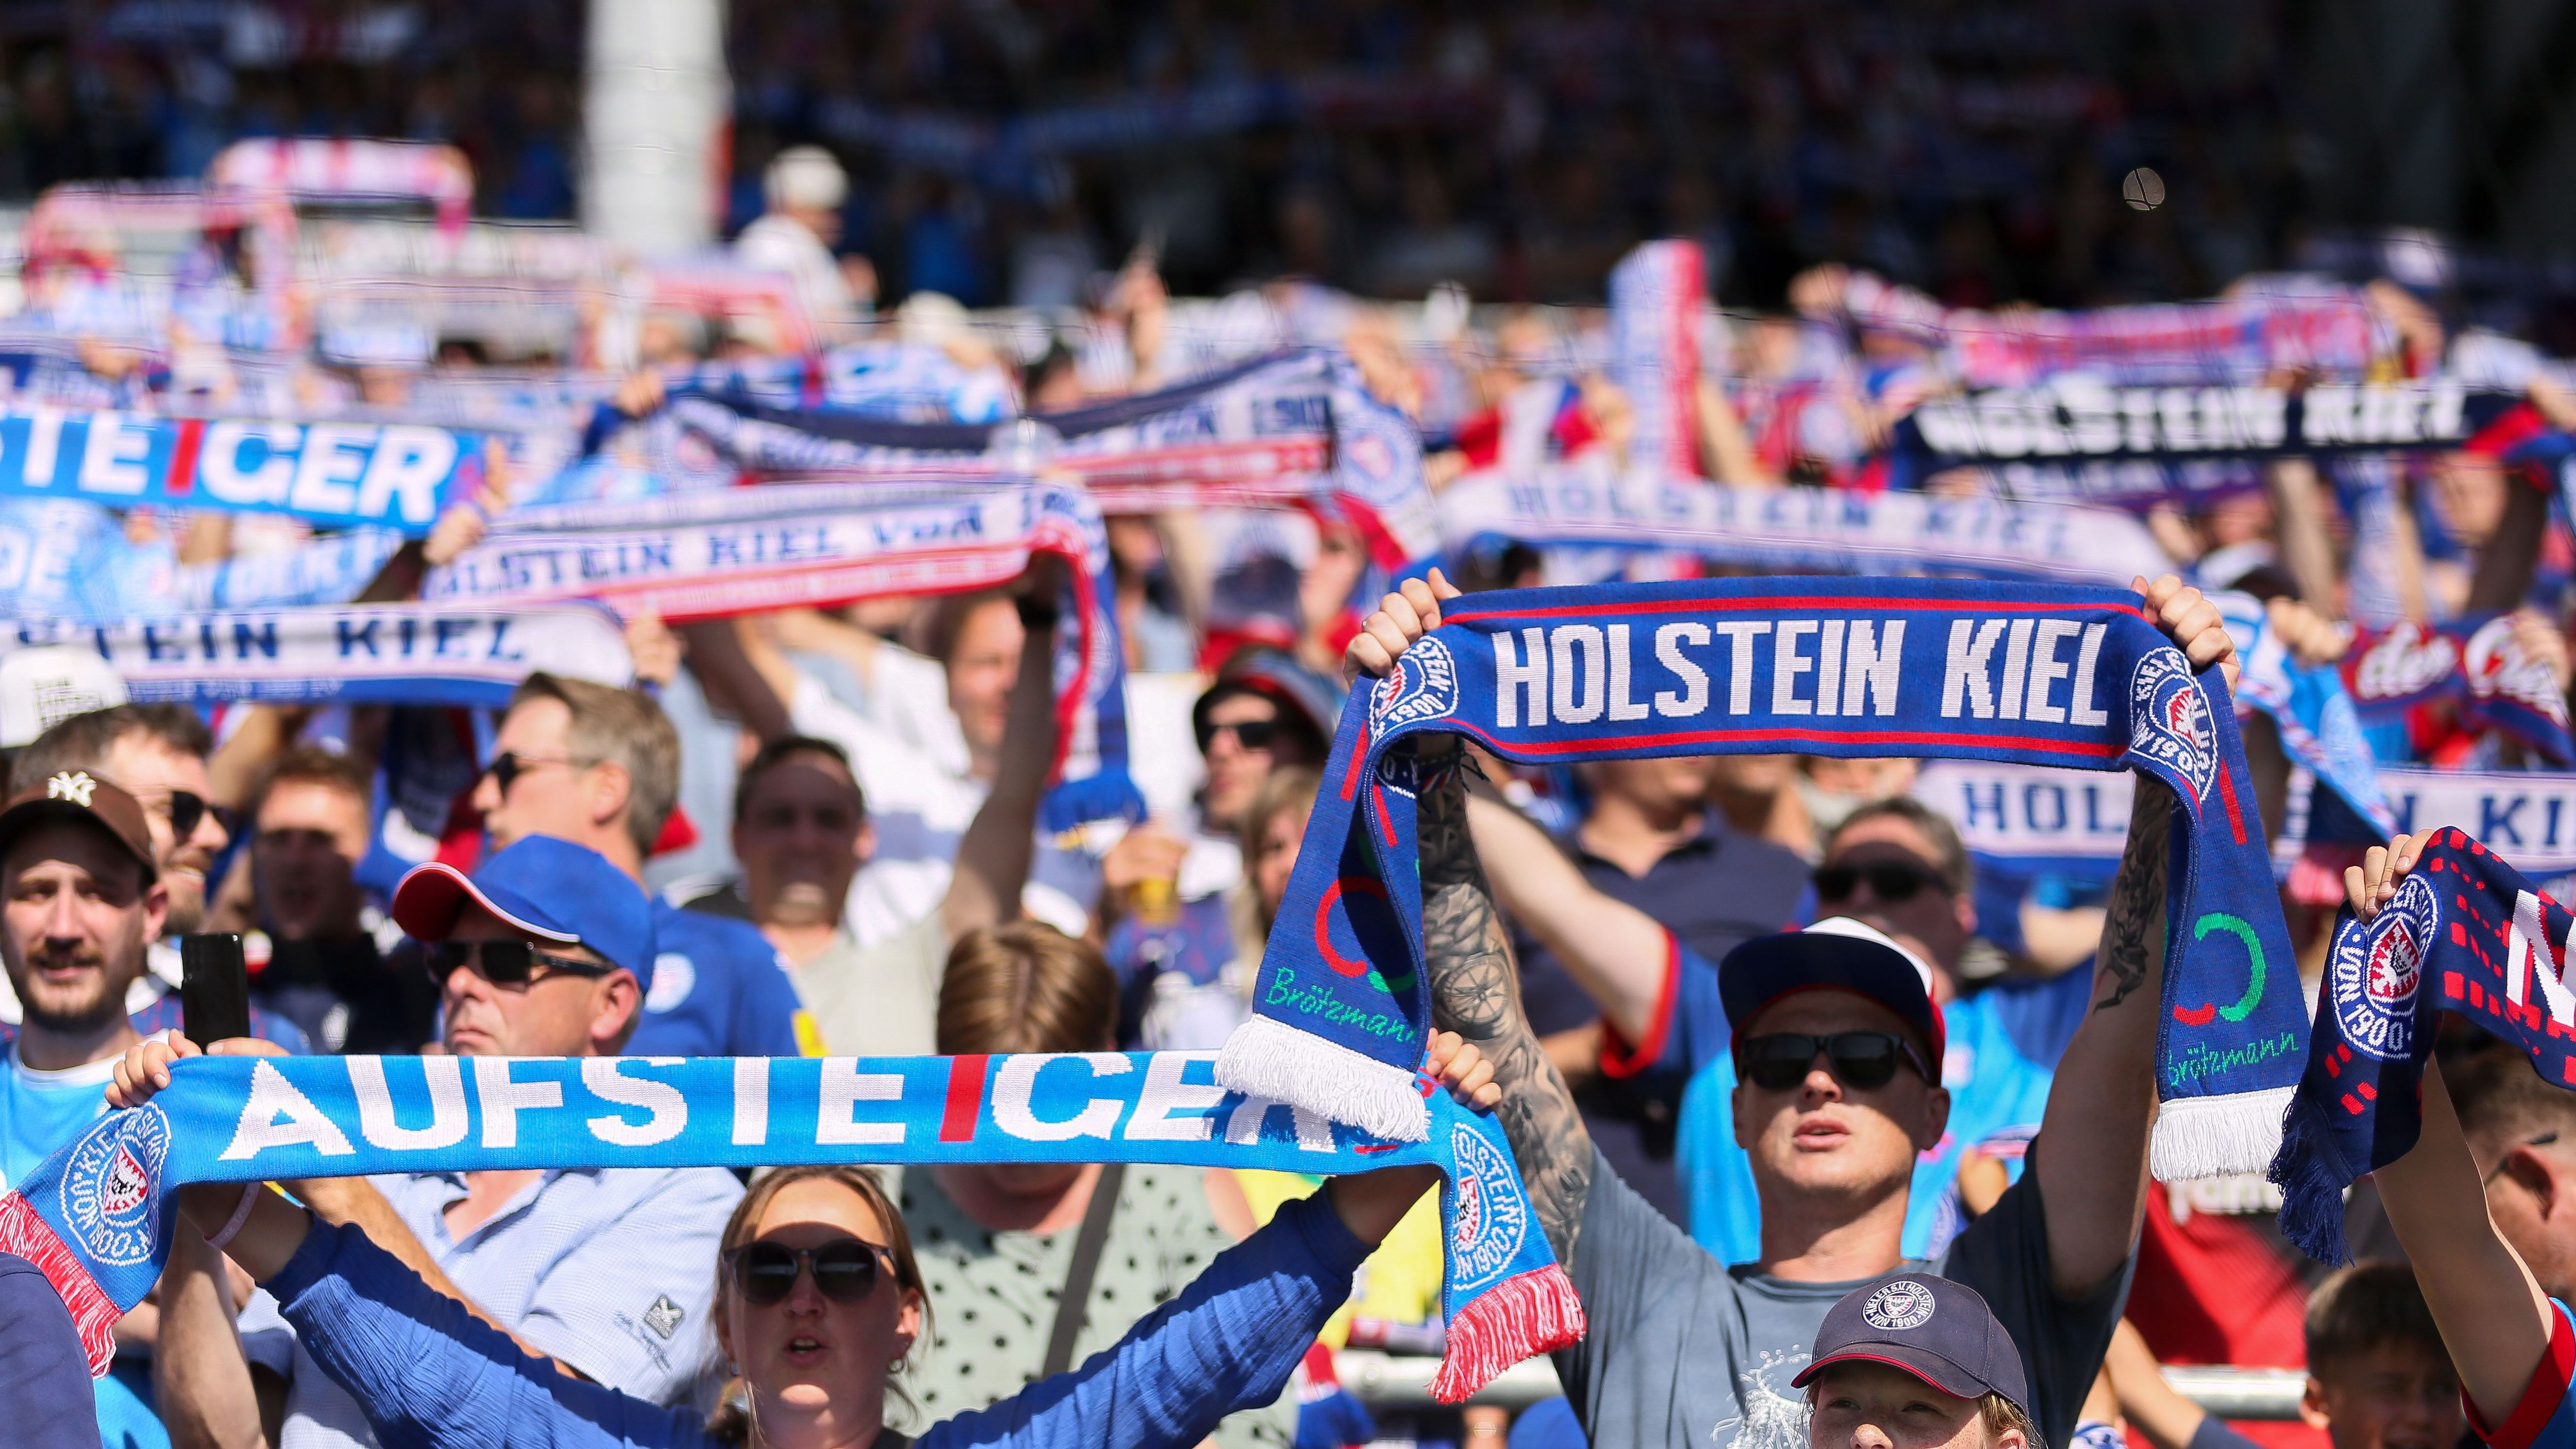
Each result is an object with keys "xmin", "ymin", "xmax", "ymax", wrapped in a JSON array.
[
  {"xmin": 159, "ymin": 834, "xmax": 743, "ymax": 1449},
  {"xmin": 1680, "ymin": 798, "xmax": 2086, "ymax": 1265},
  {"xmin": 474, "ymin": 673, "xmax": 808, "ymax": 1060},
  {"xmin": 1351, "ymin": 567, "xmax": 2238, "ymax": 1449},
  {"xmin": 6, "ymin": 703, "xmax": 310, "ymax": 1054}
]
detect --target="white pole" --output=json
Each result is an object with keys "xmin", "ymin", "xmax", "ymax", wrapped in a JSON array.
[{"xmin": 583, "ymin": 0, "xmax": 730, "ymax": 257}]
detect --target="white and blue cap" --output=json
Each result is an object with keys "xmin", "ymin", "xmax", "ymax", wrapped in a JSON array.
[{"xmin": 391, "ymin": 835, "xmax": 656, "ymax": 989}]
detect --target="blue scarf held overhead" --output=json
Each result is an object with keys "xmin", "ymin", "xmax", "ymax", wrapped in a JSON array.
[
  {"xmin": 0, "ymin": 1051, "xmax": 1581, "ymax": 1403},
  {"xmin": 2269, "ymin": 830, "xmax": 2576, "ymax": 1261},
  {"xmin": 0, "ymin": 407, "xmax": 487, "ymax": 533},
  {"xmin": 0, "ymin": 604, "xmax": 633, "ymax": 709},
  {"xmin": 430, "ymin": 476, "xmax": 1143, "ymax": 829},
  {"xmin": 1212, "ymin": 577, "xmax": 2302, "ymax": 1183}
]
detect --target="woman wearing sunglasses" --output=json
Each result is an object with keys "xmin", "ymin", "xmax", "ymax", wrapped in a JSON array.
[{"xmin": 108, "ymin": 1030, "xmax": 1500, "ymax": 1449}]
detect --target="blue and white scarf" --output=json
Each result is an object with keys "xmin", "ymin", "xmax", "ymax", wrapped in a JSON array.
[
  {"xmin": 0, "ymin": 1052, "xmax": 1582, "ymax": 1400},
  {"xmin": 590, "ymin": 350, "xmax": 1438, "ymax": 570},
  {"xmin": 2212, "ymin": 592, "xmax": 2395, "ymax": 836},
  {"xmin": 1436, "ymin": 465, "xmax": 2173, "ymax": 584},
  {"xmin": 0, "ymin": 604, "xmax": 632, "ymax": 708},
  {"xmin": 1609, "ymin": 242, "xmax": 1706, "ymax": 479},
  {"xmin": 1213, "ymin": 577, "xmax": 2303, "ymax": 1183},
  {"xmin": 431, "ymin": 477, "xmax": 1141, "ymax": 827},
  {"xmin": 2342, "ymin": 616, "xmax": 2576, "ymax": 766},
  {"xmin": 0, "ymin": 407, "xmax": 486, "ymax": 533}
]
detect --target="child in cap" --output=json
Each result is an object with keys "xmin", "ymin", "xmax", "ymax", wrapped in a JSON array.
[{"xmin": 1799, "ymin": 1271, "xmax": 2037, "ymax": 1449}]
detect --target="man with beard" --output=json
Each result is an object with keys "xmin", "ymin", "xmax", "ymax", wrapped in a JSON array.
[
  {"xmin": 0, "ymin": 767, "xmax": 173, "ymax": 1445},
  {"xmin": 9, "ymin": 703, "xmax": 308, "ymax": 1051},
  {"xmin": 240, "ymin": 746, "xmax": 439, "ymax": 1053}
]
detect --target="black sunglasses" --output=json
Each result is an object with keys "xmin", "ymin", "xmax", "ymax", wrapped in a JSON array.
[
  {"xmin": 1195, "ymin": 717, "xmax": 1279, "ymax": 753},
  {"xmin": 425, "ymin": 939, "xmax": 611, "ymax": 989},
  {"xmin": 725, "ymin": 1238, "xmax": 890, "ymax": 1306},
  {"xmin": 1814, "ymin": 862, "xmax": 1950, "ymax": 905},
  {"xmin": 143, "ymin": 788, "xmax": 233, "ymax": 841},
  {"xmin": 1739, "ymin": 1031, "xmax": 1933, "ymax": 1092},
  {"xmin": 483, "ymin": 751, "xmax": 599, "ymax": 795}
]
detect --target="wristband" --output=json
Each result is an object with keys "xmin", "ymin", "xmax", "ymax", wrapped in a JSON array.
[
  {"xmin": 1014, "ymin": 596, "xmax": 1062, "ymax": 631},
  {"xmin": 205, "ymin": 1183, "xmax": 261, "ymax": 1252}
]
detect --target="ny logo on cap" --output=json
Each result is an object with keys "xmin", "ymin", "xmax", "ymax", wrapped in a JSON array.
[{"xmin": 47, "ymin": 771, "xmax": 96, "ymax": 807}]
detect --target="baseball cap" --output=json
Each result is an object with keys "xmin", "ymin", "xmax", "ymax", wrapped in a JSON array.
[
  {"xmin": 391, "ymin": 835, "xmax": 655, "ymax": 989},
  {"xmin": 1719, "ymin": 916, "xmax": 1945, "ymax": 1064},
  {"xmin": 0, "ymin": 770, "xmax": 157, "ymax": 883},
  {"xmin": 1792, "ymin": 1272, "xmax": 2029, "ymax": 1417},
  {"xmin": 1192, "ymin": 648, "xmax": 1345, "ymax": 751},
  {"xmin": 0, "ymin": 648, "xmax": 128, "ymax": 749}
]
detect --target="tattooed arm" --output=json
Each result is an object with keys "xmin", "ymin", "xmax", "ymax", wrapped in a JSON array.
[
  {"xmin": 1418, "ymin": 741, "xmax": 1596, "ymax": 1263},
  {"xmin": 2027, "ymin": 575, "xmax": 2232, "ymax": 1299},
  {"xmin": 1350, "ymin": 568, "xmax": 1598, "ymax": 1262}
]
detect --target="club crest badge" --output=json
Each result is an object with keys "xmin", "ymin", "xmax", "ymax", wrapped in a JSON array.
[
  {"xmin": 2329, "ymin": 872, "xmax": 2436, "ymax": 1061},
  {"xmin": 2127, "ymin": 650, "xmax": 2218, "ymax": 806},
  {"xmin": 1447, "ymin": 1122, "xmax": 1529, "ymax": 1293},
  {"xmin": 1371, "ymin": 636, "xmax": 1458, "ymax": 733},
  {"xmin": 59, "ymin": 1106, "xmax": 170, "ymax": 1268},
  {"xmin": 1862, "ymin": 1278, "xmax": 1938, "ymax": 1332}
]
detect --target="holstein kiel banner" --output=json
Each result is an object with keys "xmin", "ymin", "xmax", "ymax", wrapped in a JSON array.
[
  {"xmin": 0, "ymin": 409, "xmax": 485, "ymax": 532},
  {"xmin": 1897, "ymin": 380, "xmax": 2512, "ymax": 468},
  {"xmin": 0, "ymin": 604, "xmax": 633, "ymax": 707},
  {"xmin": 1215, "ymin": 578, "xmax": 2304, "ymax": 1186}
]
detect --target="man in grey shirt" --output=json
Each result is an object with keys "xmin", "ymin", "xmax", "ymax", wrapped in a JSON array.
[{"xmin": 1343, "ymin": 569, "xmax": 2241, "ymax": 1449}]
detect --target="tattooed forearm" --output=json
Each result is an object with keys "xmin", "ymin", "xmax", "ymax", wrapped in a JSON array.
[
  {"xmin": 2096, "ymin": 775, "xmax": 2173, "ymax": 1012},
  {"xmin": 1416, "ymin": 747, "xmax": 1594, "ymax": 1261}
]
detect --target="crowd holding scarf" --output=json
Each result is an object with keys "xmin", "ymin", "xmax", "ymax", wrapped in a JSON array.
[
  {"xmin": 1211, "ymin": 576, "xmax": 2303, "ymax": 1182},
  {"xmin": 0, "ymin": 1050, "xmax": 1580, "ymax": 1402},
  {"xmin": 1436, "ymin": 462, "xmax": 2174, "ymax": 584}
]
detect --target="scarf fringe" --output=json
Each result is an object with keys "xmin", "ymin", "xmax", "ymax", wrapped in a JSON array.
[
  {"xmin": 1213, "ymin": 1016, "xmax": 1431, "ymax": 1142},
  {"xmin": 0, "ymin": 1192, "xmax": 118, "ymax": 1376},
  {"xmin": 2267, "ymin": 1090, "xmax": 2355, "ymax": 1266},
  {"xmin": 1430, "ymin": 1264, "xmax": 1588, "ymax": 1404},
  {"xmin": 2149, "ymin": 1085, "xmax": 2294, "ymax": 1181}
]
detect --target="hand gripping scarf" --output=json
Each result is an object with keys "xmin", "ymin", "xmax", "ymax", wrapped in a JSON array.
[
  {"xmin": 0, "ymin": 1051, "xmax": 1580, "ymax": 1402},
  {"xmin": 2268, "ymin": 830, "xmax": 2576, "ymax": 1261},
  {"xmin": 1212, "ymin": 578, "xmax": 2304, "ymax": 1184}
]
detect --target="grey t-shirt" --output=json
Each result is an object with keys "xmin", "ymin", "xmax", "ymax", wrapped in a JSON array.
[{"xmin": 1555, "ymin": 1148, "xmax": 2127, "ymax": 1449}]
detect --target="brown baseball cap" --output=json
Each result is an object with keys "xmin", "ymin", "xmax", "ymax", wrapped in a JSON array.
[{"xmin": 0, "ymin": 769, "xmax": 158, "ymax": 883}]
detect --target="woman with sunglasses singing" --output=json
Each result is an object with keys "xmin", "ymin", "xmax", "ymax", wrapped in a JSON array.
[{"xmin": 109, "ymin": 1028, "xmax": 1501, "ymax": 1449}]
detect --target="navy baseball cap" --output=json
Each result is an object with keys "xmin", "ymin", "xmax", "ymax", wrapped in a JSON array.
[
  {"xmin": 1719, "ymin": 917, "xmax": 1945, "ymax": 1064},
  {"xmin": 1792, "ymin": 1272, "xmax": 2028, "ymax": 1415},
  {"xmin": 391, "ymin": 835, "xmax": 656, "ymax": 990}
]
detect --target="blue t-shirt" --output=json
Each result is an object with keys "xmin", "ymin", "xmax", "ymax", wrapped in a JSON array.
[
  {"xmin": 1674, "ymin": 974, "xmax": 2072, "ymax": 1263},
  {"xmin": 0, "ymin": 1044, "xmax": 173, "ymax": 1448},
  {"xmin": 2471, "ymin": 1299, "xmax": 2576, "ymax": 1449},
  {"xmin": 630, "ymin": 899, "xmax": 812, "ymax": 1057}
]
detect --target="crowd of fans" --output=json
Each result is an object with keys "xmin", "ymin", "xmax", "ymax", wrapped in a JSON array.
[{"xmin": 0, "ymin": 56, "xmax": 2572, "ymax": 1449}]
